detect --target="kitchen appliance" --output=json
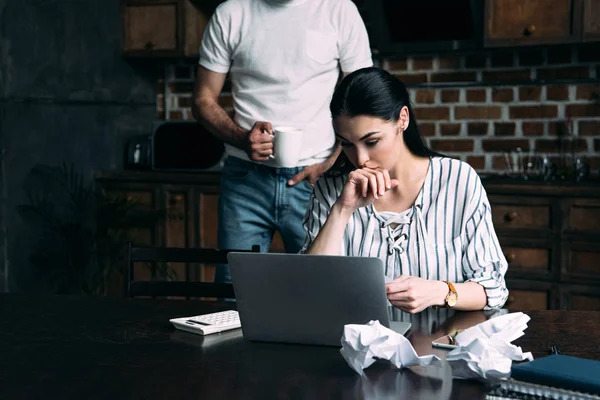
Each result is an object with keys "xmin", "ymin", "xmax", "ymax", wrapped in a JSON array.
[
  {"xmin": 353, "ymin": 0, "xmax": 483, "ymax": 56},
  {"xmin": 125, "ymin": 121, "xmax": 226, "ymax": 172}
]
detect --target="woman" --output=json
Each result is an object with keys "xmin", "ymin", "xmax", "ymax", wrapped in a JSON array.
[{"xmin": 302, "ymin": 67, "xmax": 508, "ymax": 313}]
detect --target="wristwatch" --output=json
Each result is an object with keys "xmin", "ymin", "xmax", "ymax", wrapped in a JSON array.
[{"xmin": 443, "ymin": 281, "xmax": 458, "ymax": 308}]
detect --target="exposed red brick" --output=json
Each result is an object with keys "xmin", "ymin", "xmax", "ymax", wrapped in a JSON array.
[
  {"xmin": 438, "ymin": 56, "xmax": 461, "ymax": 70},
  {"xmin": 218, "ymin": 94, "xmax": 233, "ymax": 108},
  {"xmin": 177, "ymin": 96, "xmax": 192, "ymax": 108},
  {"xmin": 418, "ymin": 123, "xmax": 436, "ymax": 137},
  {"xmin": 169, "ymin": 110, "xmax": 184, "ymax": 120},
  {"xmin": 482, "ymin": 139, "xmax": 530, "ymax": 152},
  {"xmin": 174, "ymin": 66, "xmax": 192, "ymax": 79},
  {"xmin": 440, "ymin": 123, "xmax": 462, "ymax": 136},
  {"xmin": 575, "ymin": 84, "xmax": 600, "ymax": 100},
  {"xmin": 518, "ymin": 86, "xmax": 542, "ymax": 102},
  {"xmin": 566, "ymin": 104, "xmax": 600, "ymax": 118},
  {"xmin": 482, "ymin": 70, "xmax": 531, "ymax": 82},
  {"xmin": 467, "ymin": 156, "xmax": 486, "ymax": 170},
  {"xmin": 468, "ymin": 122, "xmax": 489, "ymax": 136},
  {"xmin": 414, "ymin": 107, "xmax": 450, "ymax": 120},
  {"xmin": 415, "ymin": 90, "xmax": 437, "ymax": 104},
  {"xmin": 546, "ymin": 85, "xmax": 570, "ymax": 101},
  {"xmin": 394, "ymin": 73, "xmax": 428, "ymax": 84},
  {"xmin": 455, "ymin": 106, "xmax": 502, "ymax": 120},
  {"xmin": 441, "ymin": 90, "xmax": 460, "ymax": 103},
  {"xmin": 537, "ymin": 67, "xmax": 590, "ymax": 80},
  {"xmin": 465, "ymin": 54, "xmax": 487, "ymax": 68},
  {"xmin": 535, "ymin": 138, "xmax": 587, "ymax": 153},
  {"xmin": 387, "ymin": 59, "xmax": 408, "ymax": 71},
  {"xmin": 579, "ymin": 121, "xmax": 600, "ymax": 136},
  {"xmin": 547, "ymin": 121, "xmax": 570, "ymax": 136},
  {"xmin": 547, "ymin": 46, "xmax": 573, "ymax": 64},
  {"xmin": 509, "ymin": 105, "xmax": 558, "ymax": 119},
  {"xmin": 492, "ymin": 155, "xmax": 511, "ymax": 171},
  {"xmin": 518, "ymin": 50, "xmax": 545, "ymax": 66},
  {"xmin": 430, "ymin": 72, "xmax": 477, "ymax": 83},
  {"xmin": 491, "ymin": 88, "xmax": 514, "ymax": 102},
  {"xmin": 490, "ymin": 51, "xmax": 515, "ymax": 67},
  {"xmin": 412, "ymin": 57, "xmax": 434, "ymax": 71},
  {"xmin": 466, "ymin": 89, "xmax": 487, "ymax": 102},
  {"xmin": 430, "ymin": 139, "xmax": 474, "ymax": 152},
  {"xmin": 494, "ymin": 122, "xmax": 516, "ymax": 136},
  {"xmin": 522, "ymin": 122, "xmax": 544, "ymax": 136},
  {"xmin": 170, "ymin": 82, "xmax": 194, "ymax": 94}
]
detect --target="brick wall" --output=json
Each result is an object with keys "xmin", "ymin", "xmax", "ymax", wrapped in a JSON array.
[{"xmin": 159, "ymin": 44, "xmax": 600, "ymax": 175}]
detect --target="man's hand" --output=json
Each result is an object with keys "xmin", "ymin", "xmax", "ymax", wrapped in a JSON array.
[
  {"xmin": 245, "ymin": 121, "xmax": 274, "ymax": 162},
  {"xmin": 288, "ymin": 160, "xmax": 332, "ymax": 187}
]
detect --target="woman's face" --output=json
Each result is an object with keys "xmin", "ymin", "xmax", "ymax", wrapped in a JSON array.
[{"xmin": 333, "ymin": 108, "xmax": 408, "ymax": 170}]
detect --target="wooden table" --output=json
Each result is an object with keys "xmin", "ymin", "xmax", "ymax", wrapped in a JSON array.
[{"xmin": 1, "ymin": 294, "xmax": 598, "ymax": 399}]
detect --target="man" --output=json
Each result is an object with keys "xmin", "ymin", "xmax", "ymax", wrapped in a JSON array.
[{"xmin": 192, "ymin": 0, "xmax": 372, "ymax": 283}]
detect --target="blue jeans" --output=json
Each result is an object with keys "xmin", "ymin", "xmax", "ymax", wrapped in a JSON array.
[{"xmin": 215, "ymin": 156, "xmax": 314, "ymax": 283}]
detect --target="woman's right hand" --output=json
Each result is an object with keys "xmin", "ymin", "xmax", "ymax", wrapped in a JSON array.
[{"xmin": 335, "ymin": 168, "xmax": 399, "ymax": 212}]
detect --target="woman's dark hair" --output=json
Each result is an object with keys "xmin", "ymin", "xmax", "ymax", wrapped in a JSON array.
[{"xmin": 328, "ymin": 67, "xmax": 442, "ymax": 174}]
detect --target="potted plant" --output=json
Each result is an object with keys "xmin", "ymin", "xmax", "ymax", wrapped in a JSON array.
[{"xmin": 17, "ymin": 163, "xmax": 168, "ymax": 295}]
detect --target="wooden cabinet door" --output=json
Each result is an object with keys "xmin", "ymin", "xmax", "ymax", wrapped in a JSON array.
[
  {"xmin": 583, "ymin": 0, "xmax": 600, "ymax": 41},
  {"xmin": 505, "ymin": 280, "xmax": 558, "ymax": 310},
  {"xmin": 485, "ymin": 0, "xmax": 580, "ymax": 47},
  {"xmin": 122, "ymin": 0, "xmax": 180, "ymax": 55},
  {"xmin": 164, "ymin": 189, "xmax": 192, "ymax": 281},
  {"xmin": 561, "ymin": 285, "xmax": 600, "ymax": 309}
]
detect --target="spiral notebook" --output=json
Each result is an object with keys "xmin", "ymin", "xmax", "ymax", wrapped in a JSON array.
[
  {"xmin": 486, "ymin": 354, "xmax": 600, "ymax": 400},
  {"xmin": 487, "ymin": 378, "xmax": 600, "ymax": 400}
]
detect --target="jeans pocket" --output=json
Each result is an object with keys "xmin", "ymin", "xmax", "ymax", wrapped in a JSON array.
[{"xmin": 221, "ymin": 157, "xmax": 253, "ymax": 181}]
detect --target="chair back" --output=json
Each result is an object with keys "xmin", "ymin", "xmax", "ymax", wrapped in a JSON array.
[{"xmin": 125, "ymin": 242, "xmax": 260, "ymax": 298}]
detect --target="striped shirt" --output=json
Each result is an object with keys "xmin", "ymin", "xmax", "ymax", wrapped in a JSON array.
[{"xmin": 302, "ymin": 156, "xmax": 509, "ymax": 310}]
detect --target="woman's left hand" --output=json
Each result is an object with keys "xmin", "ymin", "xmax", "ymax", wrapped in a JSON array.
[{"xmin": 386, "ymin": 276, "xmax": 446, "ymax": 314}]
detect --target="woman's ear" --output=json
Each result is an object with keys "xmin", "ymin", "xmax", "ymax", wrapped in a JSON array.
[{"xmin": 398, "ymin": 106, "xmax": 410, "ymax": 131}]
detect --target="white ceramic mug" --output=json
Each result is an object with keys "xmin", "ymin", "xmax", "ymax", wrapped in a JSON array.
[{"xmin": 268, "ymin": 126, "xmax": 303, "ymax": 167}]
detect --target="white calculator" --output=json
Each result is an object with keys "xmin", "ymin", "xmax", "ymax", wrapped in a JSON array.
[{"xmin": 169, "ymin": 310, "xmax": 241, "ymax": 336}]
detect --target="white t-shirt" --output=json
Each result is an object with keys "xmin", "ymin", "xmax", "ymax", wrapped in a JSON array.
[{"xmin": 199, "ymin": 0, "xmax": 373, "ymax": 167}]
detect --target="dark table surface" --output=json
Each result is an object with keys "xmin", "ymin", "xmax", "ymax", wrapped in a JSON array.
[{"xmin": 1, "ymin": 294, "xmax": 599, "ymax": 400}]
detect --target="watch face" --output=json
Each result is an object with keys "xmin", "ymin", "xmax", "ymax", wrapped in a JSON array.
[{"xmin": 447, "ymin": 294, "xmax": 458, "ymax": 308}]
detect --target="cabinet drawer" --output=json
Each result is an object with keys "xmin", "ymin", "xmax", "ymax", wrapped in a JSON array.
[
  {"xmin": 562, "ymin": 285, "xmax": 600, "ymax": 310},
  {"xmin": 503, "ymin": 247, "xmax": 549, "ymax": 271},
  {"xmin": 492, "ymin": 204, "xmax": 551, "ymax": 229},
  {"xmin": 566, "ymin": 246, "xmax": 600, "ymax": 280},
  {"xmin": 571, "ymin": 295, "xmax": 600, "ymax": 310},
  {"xmin": 485, "ymin": 0, "xmax": 576, "ymax": 46},
  {"xmin": 568, "ymin": 202, "xmax": 600, "ymax": 233},
  {"xmin": 505, "ymin": 289, "xmax": 549, "ymax": 310}
]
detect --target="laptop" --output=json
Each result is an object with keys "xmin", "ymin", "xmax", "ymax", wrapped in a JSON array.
[{"xmin": 227, "ymin": 252, "xmax": 411, "ymax": 347}]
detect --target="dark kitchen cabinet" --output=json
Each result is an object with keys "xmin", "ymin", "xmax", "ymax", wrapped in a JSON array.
[
  {"xmin": 485, "ymin": 0, "xmax": 581, "ymax": 47},
  {"xmin": 121, "ymin": 0, "xmax": 213, "ymax": 57},
  {"xmin": 583, "ymin": 0, "xmax": 600, "ymax": 41},
  {"xmin": 97, "ymin": 170, "xmax": 600, "ymax": 308},
  {"xmin": 96, "ymin": 170, "xmax": 285, "ymax": 296}
]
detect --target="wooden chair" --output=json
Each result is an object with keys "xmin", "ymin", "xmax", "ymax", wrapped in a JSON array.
[{"xmin": 124, "ymin": 242, "xmax": 260, "ymax": 298}]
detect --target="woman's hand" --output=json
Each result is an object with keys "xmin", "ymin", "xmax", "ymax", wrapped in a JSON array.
[
  {"xmin": 335, "ymin": 168, "xmax": 399, "ymax": 212},
  {"xmin": 386, "ymin": 276, "xmax": 448, "ymax": 314}
]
